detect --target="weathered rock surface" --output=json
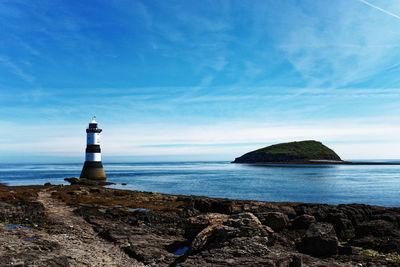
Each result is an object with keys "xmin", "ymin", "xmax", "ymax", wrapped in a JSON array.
[
  {"xmin": 292, "ymin": 214, "xmax": 316, "ymax": 229},
  {"xmin": 0, "ymin": 184, "xmax": 399, "ymax": 266},
  {"xmin": 297, "ymin": 222, "xmax": 338, "ymax": 256},
  {"xmin": 258, "ymin": 211, "xmax": 289, "ymax": 231}
]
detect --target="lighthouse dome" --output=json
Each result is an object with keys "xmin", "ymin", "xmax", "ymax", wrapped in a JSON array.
[
  {"xmin": 91, "ymin": 116, "xmax": 97, "ymax": 124},
  {"xmin": 89, "ymin": 116, "xmax": 98, "ymax": 129}
]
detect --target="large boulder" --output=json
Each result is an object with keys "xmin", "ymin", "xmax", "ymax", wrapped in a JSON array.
[
  {"xmin": 189, "ymin": 212, "xmax": 272, "ymax": 253},
  {"xmin": 297, "ymin": 223, "xmax": 338, "ymax": 257},
  {"xmin": 326, "ymin": 213, "xmax": 355, "ymax": 240}
]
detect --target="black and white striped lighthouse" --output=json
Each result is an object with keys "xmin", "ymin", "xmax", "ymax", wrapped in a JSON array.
[{"xmin": 80, "ymin": 116, "xmax": 106, "ymax": 180}]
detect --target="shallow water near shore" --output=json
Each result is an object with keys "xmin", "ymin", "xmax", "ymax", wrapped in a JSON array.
[{"xmin": 0, "ymin": 161, "xmax": 399, "ymax": 207}]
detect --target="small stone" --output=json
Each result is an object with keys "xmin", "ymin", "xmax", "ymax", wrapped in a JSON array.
[{"xmin": 226, "ymin": 259, "xmax": 235, "ymax": 264}]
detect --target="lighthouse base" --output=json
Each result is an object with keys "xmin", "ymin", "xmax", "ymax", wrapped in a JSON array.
[{"xmin": 80, "ymin": 161, "xmax": 106, "ymax": 180}]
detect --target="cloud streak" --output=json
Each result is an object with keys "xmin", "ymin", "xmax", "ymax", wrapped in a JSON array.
[
  {"xmin": 0, "ymin": 56, "xmax": 34, "ymax": 82},
  {"xmin": 358, "ymin": 0, "xmax": 400, "ymax": 20}
]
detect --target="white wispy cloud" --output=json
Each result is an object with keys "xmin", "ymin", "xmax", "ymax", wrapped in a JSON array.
[
  {"xmin": 2, "ymin": 118, "xmax": 400, "ymax": 160},
  {"xmin": 277, "ymin": 0, "xmax": 400, "ymax": 88},
  {"xmin": 358, "ymin": 0, "xmax": 400, "ymax": 20},
  {"xmin": 0, "ymin": 56, "xmax": 34, "ymax": 82}
]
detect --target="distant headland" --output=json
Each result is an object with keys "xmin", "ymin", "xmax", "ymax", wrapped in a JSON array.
[{"xmin": 233, "ymin": 140, "xmax": 400, "ymax": 165}]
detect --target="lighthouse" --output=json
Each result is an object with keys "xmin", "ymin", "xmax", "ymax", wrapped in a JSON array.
[{"xmin": 80, "ymin": 116, "xmax": 106, "ymax": 180}]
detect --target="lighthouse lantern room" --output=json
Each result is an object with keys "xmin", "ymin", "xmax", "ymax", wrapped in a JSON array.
[{"xmin": 80, "ymin": 116, "xmax": 106, "ymax": 180}]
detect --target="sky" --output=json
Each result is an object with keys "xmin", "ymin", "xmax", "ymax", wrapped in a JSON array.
[{"xmin": 1, "ymin": 0, "xmax": 400, "ymax": 162}]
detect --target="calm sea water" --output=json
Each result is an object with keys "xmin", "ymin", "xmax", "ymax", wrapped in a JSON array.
[{"xmin": 0, "ymin": 161, "xmax": 399, "ymax": 207}]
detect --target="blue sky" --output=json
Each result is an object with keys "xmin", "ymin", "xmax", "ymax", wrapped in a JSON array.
[{"xmin": 1, "ymin": 0, "xmax": 400, "ymax": 162}]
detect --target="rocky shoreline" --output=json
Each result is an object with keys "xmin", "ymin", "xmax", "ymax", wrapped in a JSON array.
[{"xmin": 0, "ymin": 183, "xmax": 399, "ymax": 266}]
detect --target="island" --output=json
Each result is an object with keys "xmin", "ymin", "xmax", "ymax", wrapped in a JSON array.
[
  {"xmin": 233, "ymin": 140, "xmax": 400, "ymax": 165},
  {"xmin": 233, "ymin": 140, "xmax": 342, "ymax": 164}
]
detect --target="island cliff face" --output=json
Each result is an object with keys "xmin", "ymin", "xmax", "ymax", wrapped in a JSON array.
[{"xmin": 233, "ymin": 140, "xmax": 342, "ymax": 163}]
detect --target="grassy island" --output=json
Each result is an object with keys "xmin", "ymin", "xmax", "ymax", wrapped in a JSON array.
[{"xmin": 233, "ymin": 140, "xmax": 342, "ymax": 163}]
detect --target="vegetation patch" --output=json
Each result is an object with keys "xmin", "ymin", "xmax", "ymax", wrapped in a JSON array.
[{"xmin": 361, "ymin": 249, "xmax": 400, "ymax": 262}]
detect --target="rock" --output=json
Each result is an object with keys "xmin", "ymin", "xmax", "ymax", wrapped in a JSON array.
[
  {"xmin": 187, "ymin": 213, "xmax": 230, "ymax": 227},
  {"xmin": 44, "ymin": 182, "xmax": 52, "ymax": 186},
  {"xmin": 338, "ymin": 245, "xmax": 351, "ymax": 255},
  {"xmin": 294, "ymin": 203, "xmax": 333, "ymax": 221},
  {"xmin": 89, "ymin": 188, "xmax": 101, "ymax": 193},
  {"xmin": 356, "ymin": 219, "xmax": 395, "ymax": 237},
  {"xmin": 64, "ymin": 177, "xmax": 115, "ymax": 186},
  {"xmin": 352, "ymin": 234, "xmax": 400, "ymax": 254},
  {"xmin": 338, "ymin": 204, "xmax": 373, "ymax": 226},
  {"xmin": 371, "ymin": 212, "xmax": 400, "ymax": 225},
  {"xmin": 186, "ymin": 213, "xmax": 229, "ymax": 238},
  {"xmin": 225, "ymin": 212, "xmax": 262, "ymax": 228},
  {"xmin": 64, "ymin": 177, "xmax": 79, "ymax": 184},
  {"xmin": 297, "ymin": 223, "xmax": 338, "ymax": 256},
  {"xmin": 193, "ymin": 198, "xmax": 233, "ymax": 214},
  {"xmin": 289, "ymin": 255, "xmax": 303, "ymax": 267},
  {"xmin": 292, "ymin": 214, "xmax": 316, "ymax": 229},
  {"xmin": 190, "ymin": 224, "xmax": 225, "ymax": 252},
  {"xmin": 189, "ymin": 212, "xmax": 271, "ymax": 253},
  {"xmin": 327, "ymin": 213, "xmax": 355, "ymax": 240},
  {"xmin": 351, "ymin": 218, "xmax": 400, "ymax": 253},
  {"xmin": 123, "ymin": 243, "xmax": 173, "ymax": 265},
  {"xmin": 279, "ymin": 206, "xmax": 297, "ymax": 219},
  {"xmin": 338, "ymin": 245, "xmax": 362, "ymax": 255},
  {"xmin": 259, "ymin": 212, "xmax": 289, "ymax": 231}
]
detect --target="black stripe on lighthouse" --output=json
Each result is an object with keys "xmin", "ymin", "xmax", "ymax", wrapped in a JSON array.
[
  {"xmin": 86, "ymin": 128, "xmax": 102, "ymax": 133},
  {"xmin": 86, "ymin": 145, "xmax": 101, "ymax": 153},
  {"xmin": 83, "ymin": 161, "xmax": 104, "ymax": 168}
]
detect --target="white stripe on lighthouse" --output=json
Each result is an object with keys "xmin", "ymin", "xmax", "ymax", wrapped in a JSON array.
[
  {"xmin": 85, "ymin": 153, "xmax": 102, "ymax": 162},
  {"xmin": 87, "ymin": 133, "xmax": 101, "ymax": 145}
]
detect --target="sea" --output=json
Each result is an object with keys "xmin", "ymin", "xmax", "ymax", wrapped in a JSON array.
[{"xmin": 0, "ymin": 161, "xmax": 399, "ymax": 207}]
